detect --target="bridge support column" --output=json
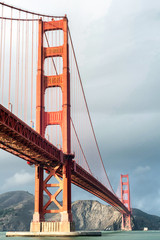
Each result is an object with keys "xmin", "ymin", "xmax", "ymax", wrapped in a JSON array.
[
  {"xmin": 121, "ymin": 214, "xmax": 132, "ymax": 231},
  {"xmin": 31, "ymin": 158, "xmax": 74, "ymax": 232},
  {"xmin": 43, "ymin": 157, "xmax": 74, "ymax": 232},
  {"xmin": 31, "ymin": 165, "xmax": 44, "ymax": 232},
  {"xmin": 30, "ymin": 16, "xmax": 74, "ymax": 233},
  {"xmin": 61, "ymin": 160, "xmax": 73, "ymax": 226},
  {"xmin": 55, "ymin": 159, "xmax": 74, "ymax": 232},
  {"xmin": 120, "ymin": 174, "xmax": 132, "ymax": 231}
]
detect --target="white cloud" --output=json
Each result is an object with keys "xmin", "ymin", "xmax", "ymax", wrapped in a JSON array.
[
  {"xmin": 134, "ymin": 166, "xmax": 151, "ymax": 175},
  {"xmin": 1, "ymin": 170, "xmax": 34, "ymax": 190}
]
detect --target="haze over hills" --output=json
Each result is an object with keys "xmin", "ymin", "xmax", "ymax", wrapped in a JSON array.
[{"xmin": 0, "ymin": 191, "xmax": 160, "ymax": 231}]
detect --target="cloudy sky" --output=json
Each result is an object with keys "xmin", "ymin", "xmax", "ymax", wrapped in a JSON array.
[{"xmin": 0, "ymin": 0, "xmax": 160, "ymax": 216}]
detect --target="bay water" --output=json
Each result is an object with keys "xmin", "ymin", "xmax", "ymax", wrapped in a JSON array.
[{"xmin": 1, "ymin": 231, "xmax": 160, "ymax": 240}]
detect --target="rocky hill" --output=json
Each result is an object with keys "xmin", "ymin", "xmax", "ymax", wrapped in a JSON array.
[
  {"xmin": 0, "ymin": 191, "xmax": 159, "ymax": 231},
  {"xmin": 72, "ymin": 200, "xmax": 122, "ymax": 230},
  {"xmin": 132, "ymin": 208, "xmax": 160, "ymax": 230},
  {"xmin": 0, "ymin": 191, "xmax": 34, "ymax": 231}
]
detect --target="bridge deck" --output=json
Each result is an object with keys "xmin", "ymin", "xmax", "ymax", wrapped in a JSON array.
[{"xmin": 0, "ymin": 104, "xmax": 130, "ymax": 215}]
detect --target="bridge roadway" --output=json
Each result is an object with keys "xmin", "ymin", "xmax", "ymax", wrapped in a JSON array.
[{"xmin": 0, "ymin": 104, "xmax": 130, "ymax": 215}]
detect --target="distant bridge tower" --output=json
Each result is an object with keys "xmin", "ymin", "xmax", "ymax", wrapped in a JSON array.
[
  {"xmin": 121, "ymin": 174, "xmax": 132, "ymax": 230},
  {"xmin": 30, "ymin": 16, "xmax": 74, "ymax": 232}
]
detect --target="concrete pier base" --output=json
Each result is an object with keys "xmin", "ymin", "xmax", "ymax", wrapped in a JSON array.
[
  {"xmin": 30, "ymin": 221, "xmax": 75, "ymax": 232},
  {"xmin": 6, "ymin": 231, "xmax": 102, "ymax": 237}
]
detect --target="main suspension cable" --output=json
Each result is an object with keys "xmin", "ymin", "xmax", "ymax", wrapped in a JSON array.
[{"xmin": 0, "ymin": 2, "xmax": 64, "ymax": 18}]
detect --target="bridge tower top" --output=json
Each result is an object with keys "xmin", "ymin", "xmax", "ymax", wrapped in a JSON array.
[
  {"xmin": 121, "ymin": 174, "xmax": 131, "ymax": 211},
  {"xmin": 36, "ymin": 17, "xmax": 71, "ymax": 154}
]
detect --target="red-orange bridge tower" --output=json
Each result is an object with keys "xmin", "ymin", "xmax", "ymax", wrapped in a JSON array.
[{"xmin": 31, "ymin": 17, "xmax": 73, "ymax": 232}]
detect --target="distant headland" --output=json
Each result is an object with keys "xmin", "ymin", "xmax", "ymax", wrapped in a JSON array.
[{"xmin": 0, "ymin": 191, "xmax": 159, "ymax": 231}]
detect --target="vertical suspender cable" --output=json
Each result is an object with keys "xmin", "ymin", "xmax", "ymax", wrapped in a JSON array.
[
  {"xmin": 51, "ymin": 27, "xmax": 54, "ymax": 144},
  {"xmin": 46, "ymin": 28, "xmax": 49, "ymax": 139},
  {"xmin": 15, "ymin": 11, "xmax": 20, "ymax": 115},
  {"xmin": 21, "ymin": 20, "xmax": 24, "ymax": 119},
  {"xmin": 70, "ymin": 42, "xmax": 73, "ymax": 155},
  {"xmin": 1, "ymin": 18, "xmax": 5, "ymax": 104},
  {"xmin": 47, "ymin": 33, "xmax": 49, "ymax": 138},
  {"xmin": 15, "ymin": 13, "xmax": 18, "ymax": 114},
  {"xmin": 31, "ymin": 14, "xmax": 34, "ymax": 126},
  {"xmin": 24, "ymin": 12, "xmax": 29, "ymax": 122},
  {"xmin": 8, "ymin": 8, "xmax": 13, "ymax": 111},
  {"xmin": 58, "ymin": 28, "xmax": 62, "ymax": 148},
  {"xmin": 0, "ymin": 5, "xmax": 3, "ymax": 91},
  {"xmin": 55, "ymin": 29, "xmax": 57, "ymax": 147}
]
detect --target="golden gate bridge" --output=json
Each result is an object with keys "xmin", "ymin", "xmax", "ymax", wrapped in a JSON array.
[{"xmin": 0, "ymin": 2, "xmax": 131, "ymax": 233}]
